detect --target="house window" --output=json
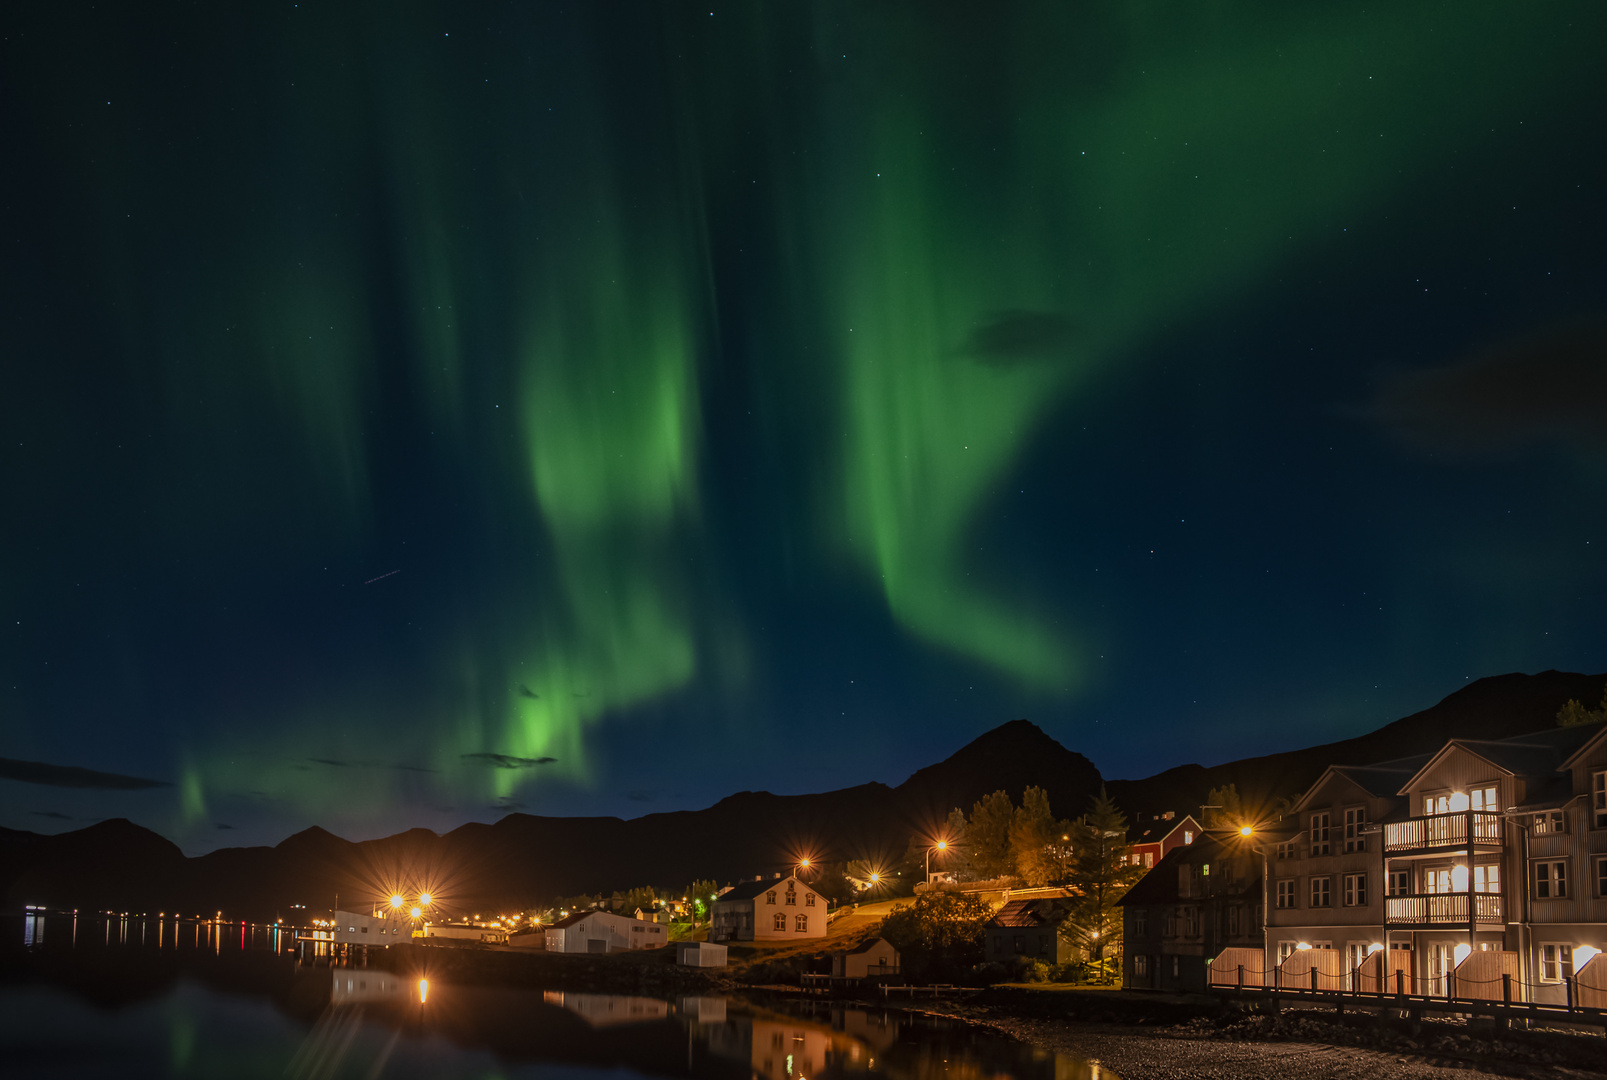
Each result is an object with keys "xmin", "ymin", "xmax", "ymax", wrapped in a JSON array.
[
  {"xmin": 1470, "ymin": 785, "xmax": 1498, "ymax": 812},
  {"xmin": 1227, "ymin": 906, "xmax": 1240, "ymax": 936},
  {"xmin": 1474, "ymin": 864, "xmax": 1500, "ymax": 893},
  {"xmin": 1278, "ymin": 941, "xmax": 1297, "ymax": 964},
  {"xmin": 795, "ymin": 914, "xmax": 807, "ymax": 932},
  {"xmin": 766, "ymin": 891, "xmax": 776, "ymax": 905},
  {"xmin": 1310, "ymin": 876, "xmax": 1332, "ymax": 908},
  {"xmin": 1345, "ymin": 942, "xmax": 1371, "ymax": 971},
  {"xmin": 1276, "ymin": 840, "xmax": 1297, "ymax": 860},
  {"xmin": 1164, "ymin": 910, "xmax": 1176, "ymax": 936},
  {"xmin": 804, "ymin": 893, "xmax": 815, "ymax": 907},
  {"xmin": 1134, "ymin": 955, "xmax": 1149, "ymax": 978},
  {"xmin": 1598, "ymin": 855, "xmax": 1607, "ymax": 899},
  {"xmin": 360, "ymin": 926, "xmax": 368, "ymax": 934},
  {"xmin": 1134, "ymin": 911, "xmax": 1147, "ymax": 936},
  {"xmin": 1184, "ymin": 830, "xmax": 1194, "ymax": 845},
  {"xmin": 1145, "ymin": 852, "xmax": 1154, "ymax": 867},
  {"xmin": 1310, "ymin": 812, "xmax": 1331, "ymax": 856},
  {"xmin": 773, "ymin": 913, "xmax": 786, "ymax": 931},
  {"xmin": 785, "ymin": 890, "xmax": 796, "ymax": 906},
  {"xmin": 1535, "ymin": 860, "xmax": 1568, "ymax": 898},
  {"xmin": 1184, "ymin": 908, "xmax": 1198, "ymax": 937},
  {"xmin": 1532, "ymin": 810, "xmax": 1566, "ymax": 835},
  {"xmin": 1539, "ymin": 944, "xmax": 1575, "ymax": 983},
  {"xmin": 1276, "ymin": 881, "xmax": 1296, "ymax": 909},
  {"xmin": 1388, "ymin": 869, "xmax": 1410, "ymax": 896},
  {"xmin": 1343, "ymin": 808, "xmax": 1366, "ymax": 853},
  {"xmin": 1594, "ymin": 771, "xmax": 1606, "ymax": 828},
  {"xmin": 1172, "ymin": 956, "xmax": 1179, "ymax": 978},
  {"xmin": 1343, "ymin": 873, "xmax": 1367, "ymax": 907}
]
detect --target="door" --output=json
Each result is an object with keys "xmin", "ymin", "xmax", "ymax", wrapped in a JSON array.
[{"xmin": 1428, "ymin": 943, "xmax": 1451, "ymax": 996}]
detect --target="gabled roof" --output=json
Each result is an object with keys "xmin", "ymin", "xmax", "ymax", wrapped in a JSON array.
[
  {"xmin": 544, "ymin": 912, "xmax": 590, "ymax": 930},
  {"xmin": 714, "ymin": 876, "xmax": 806, "ymax": 903},
  {"xmin": 1293, "ymin": 758, "xmax": 1422, "ymax": 812},
  {"xmin": 1132, "ymin": 814, "xmax": 1202, "ymax": 845},
  {"xmin": 1396, "ymin": 726, "xmax": 1600, "ymax": 795},
  {"xmin": 989, "ymin": 898, "xmax": 1075, "ymax": 928},
  {"xmin": 1558, "ymin": 723, "xmax": 1607, "ymax": 772},
  {"xmin": 841, "ymin": 936, "xmax": 895, "ymax": 955}
]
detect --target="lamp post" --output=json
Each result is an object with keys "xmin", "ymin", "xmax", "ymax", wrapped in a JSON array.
[{"xmin": 925, "ymin": 840, "xmax": 948, "ymax": 883}]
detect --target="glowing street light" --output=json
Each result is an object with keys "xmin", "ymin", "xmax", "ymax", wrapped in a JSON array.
[
  {"xmin": 390, "ymin": 895, "xmax": 405, "ymax": 910},
  {"xmin": 410, "ymin": 906, "xmax": 422, "ymax": 919},
  {"xmin": 1238, "ymin": 825, "xmax": 1254, "ymax": 837},
  {"xmin": 419, "ymin": 893, "xmax": 432, "ymax": 906},
  {"xmin": 925, "ymin": 838, "xmax": 950, "ymax": 882}
]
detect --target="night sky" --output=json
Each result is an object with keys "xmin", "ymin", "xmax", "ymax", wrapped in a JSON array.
[{"xmin": 3, "ymin": 2, "xmax": 1605, "ymax": 853}]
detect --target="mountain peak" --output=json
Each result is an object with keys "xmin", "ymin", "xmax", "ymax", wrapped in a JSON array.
[{"xmin": 895, "ymin": 718, "xmax": 1104, "ymax": 821}]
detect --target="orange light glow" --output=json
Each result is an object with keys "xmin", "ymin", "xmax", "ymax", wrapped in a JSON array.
[
  {"xmin": 390, "ymin": 895, "xmax": 405, "ymax": 909},
  {"xmin": 1238, "ymin": 826, "xmax": 1254, "ymax": 837},
  {"xmin": 418, "ymin": 978, "xmax": 429, "ymax": 1003}
]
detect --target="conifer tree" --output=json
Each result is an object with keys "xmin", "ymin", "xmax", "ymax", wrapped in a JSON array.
[{"xmin": 1065, "ymin": 788, "xmax": 1145, "ymax": 974}]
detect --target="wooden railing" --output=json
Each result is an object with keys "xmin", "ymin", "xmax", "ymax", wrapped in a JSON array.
[
  {"xmin": 1385, "ymin": 892, "xmax": 1503, "ymax": 925},
  {"xmin": 1383, "ymin": 812, "xmax": 1504, "ymax": 852}
]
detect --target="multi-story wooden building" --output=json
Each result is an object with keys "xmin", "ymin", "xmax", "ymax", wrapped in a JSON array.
[
  {"xmin": 1260, "ymin": 724, "xmax": 1607, "ymax": 1002},
  {"xmin": 1121, "ymin": 831, "xmax": 1264, "ymax": 992},
  {"xmin": 710, "ymin": 875, "xmax": 827, "ymax": 942}
]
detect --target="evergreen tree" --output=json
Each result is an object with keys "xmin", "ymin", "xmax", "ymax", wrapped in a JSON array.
[
  {"xmin": 1203, "ymin": 783, "xmax": 1246, "ymax": 829},
  {"xmin": 1010, "ymin": 785, "xmax": 1070, "ymax": 885},
  {"xmin": 1556, "ymin": 683, "xmax": 1607, "ymax": 727},
  {"xmin": 1065, "ymin": 788, "xmax": 1145, "ymax": 976},
  {"xmin": 965, "ymin": 789, "xmax": 1017, "ymax": 880}
]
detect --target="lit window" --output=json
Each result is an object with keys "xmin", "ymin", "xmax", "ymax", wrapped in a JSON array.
[
  {"xmin": 1532, "ymin": 810, "xmax": 1565, "ymax": 835},
  {"xmin": 1471, "ymin": 785, "xmax": 1498, "ymax": 812},
  {"xmin": 1534, "ymin": 860, "xmax": 1569, "ymax": 899},
  {"xmin": 1184, "ymin": 830, "xmax": 1194, "ymax": 844},
  {"xmin": 1474, "ymin": 864, "xmax": 1500, "ymax": 893}
]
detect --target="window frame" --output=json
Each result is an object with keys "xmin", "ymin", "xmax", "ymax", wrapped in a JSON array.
[
  {"xmin": 1533, "ymin": 859, "xmax": 1569, "ymax": 899},
  {"xmin": 1593, "ymin": 770, "xmax": 1606, "ymax": 829},
  {"xmin": 1342, "ymin": 872, "xmax": 1367, "ymax": 907},
  {"xmin": 1343, "ymin": 807, "xmax": 1366, "ymax": 853},
  {"xmin": 795, "ymin": 914, "xmax": 808, "ymax": 932},
  {"xmin": 772, "ymin": 912, "xmax": 786, "ymax": 931},
  {"xmin": 1309, "ymin": 875, "xmax": 1332, "ymax": 908},
  {"xmin": 1470, "ymin": 784, "xmax": 1498, "ymax": 812},
  {"xmin": 1539, "ymin": 943, "xmax": 1575, "ymax": 983},
  {"xmin": 1310, "ymin": 812, "xmax": 1331, "ymax": 856},
  {"xmin": 1387, "ymin": 868, "xmax": 1410, "ymax": 897},
  {"xmin": 1532, "ymin": 810, "xmax": 1566, "ymax": 835},
  {"xmin": 1275, "ymin": 880, "xmax": 1296, "ymax": 909},
  {"xmin": 1275, "ymin": 840, "xmax": 1297, "ymax": 860}
]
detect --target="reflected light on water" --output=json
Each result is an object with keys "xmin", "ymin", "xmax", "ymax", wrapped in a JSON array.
[{"xmin": 418, "ymin": 978, "xmax": 428, "ymax": 1004}]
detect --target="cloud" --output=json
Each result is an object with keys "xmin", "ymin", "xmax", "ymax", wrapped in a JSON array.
[
  {"xmin": 0, "ymin": 757, "xmax": 172, "ymax": 791},
  {"xmin": 307, "ymin": 758, "xmax": 353, "ymax": 768},
  {"xmin": 517, "ymin": 683, "xmax": 540, "ymax": 699},
  {"xmin": 491, "ymin": 796, "xmax": 526, "ymax": 813},
  {"xmin": 1366, "ymin": 321, "xmax": 1607, "ymax": 457},
  {"xmin": 29, "ymin": 810, "xmax": 73, "ymax": 820},
  {"xmin": 960, "ymin": 310, "xmax": 1078, "ymax": 366},
  {"xmin": 461, "ymin": 753, "xmax": 557, "ymax": 769}
]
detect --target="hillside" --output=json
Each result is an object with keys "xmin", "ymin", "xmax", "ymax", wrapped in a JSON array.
[{"xmin": 2, "ymin": 669, "xmax": 1599, "ymax": 918}]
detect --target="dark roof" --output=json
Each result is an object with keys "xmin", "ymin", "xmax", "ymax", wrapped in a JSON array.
[
  {"xmin": 1330, "ymin": 758, "xmax": 1429, "ymax": 798},
  {"xmin": 989, "ymin": 898, "xmax": 1075, "ymax": 928},
  {"xmin": 715, "ymin": 876, "xmax": 805, "ymax": 903},
  {"xmin": 544, "ymin": 912, "xmax": 589, "ymax": 930},
  {"xmin": 1398, "ymin": 725, "xmax": 1601, "ymax": 793},
  {"xmin": 839, "ymin": 936, "xmax": 894, "ymax": 955},
  {"xmin": 1133, "ymin": 815, "xmax": 1201, "ymax": 844}
]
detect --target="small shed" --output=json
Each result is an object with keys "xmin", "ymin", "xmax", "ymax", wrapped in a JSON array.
[
  {"xmin": 676, "ymin": 941, "xmax": 729, "ymax": 968},
  {"xmin": 831, "ymin": 937, "xmax": 901, "ymax": 980}
]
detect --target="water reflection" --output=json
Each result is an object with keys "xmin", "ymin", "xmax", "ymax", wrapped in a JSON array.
[{"xmin": 1, "ymin": 913, "xmax": 1115, "ymax": 1080}]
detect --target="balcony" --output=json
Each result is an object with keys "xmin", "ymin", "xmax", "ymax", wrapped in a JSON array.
[
  {"xmin": 1382, "ymin": 812, "xmax": 1504, "ymax": 855},
  {"xmin": 1384, "ymin": 893, "xmax": 1503, "ymax": 927}
]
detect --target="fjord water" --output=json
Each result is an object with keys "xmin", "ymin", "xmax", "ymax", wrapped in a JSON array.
[{"xmin": 1, "ymin": 914, "xmax": 1113, "ymax": 1080}]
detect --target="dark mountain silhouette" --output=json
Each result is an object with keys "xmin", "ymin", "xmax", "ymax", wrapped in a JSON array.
[
  {"xmin": 2, "ymin": 670, "xmax": 1599, "ymax": 918},
  {"xmin": 1105, "ymin": 669, "xmax": 1607, "ymax": 821}
]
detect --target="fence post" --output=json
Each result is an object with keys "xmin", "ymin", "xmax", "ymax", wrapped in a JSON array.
[
  {"xmin": 1237, "ymin": 964, "xmax": 1244, "ymax": 989},
  {"xmin": 1448, "ymin": 969, "xmax": 1456, "ymax": 1002},
  {"xmin": 1502, "ymin": 973, "xmax": 1511, "ymax": 1004},
  {"xmin": 1310, "ymin": 967, "xmax": 1318, "ymax": 993},
  {"xmin": 1395, "ymin": 969, "xmax": 1405, "ymax": 997},
  {"xmin": 1566, "ymin": 976, "xmax": 1576, "ymax": 1013}
]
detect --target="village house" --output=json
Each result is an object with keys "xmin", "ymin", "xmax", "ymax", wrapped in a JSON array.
[
  {"xmin": 538, "ymin": 909, "xmax": 668, "ymax": 953},
  {"xmin": 983, "ymin": 897, "xmax": 1079, "ymax": 966},
  {"xmin": 1255, "ymin": 723, "xmax": 1607, "ymax": 1004},
  {"xmin": 709, "ymin": 875, "xmax": 826, "ymax": 942},
  {"xmin": 830, "ymin": 937, "xmax": 901, "ymax": 981},
  {"xmin": 1128, "ymin": 812, "xmax": 1205, "ymax": 870},
  {"xmin": 1121, "ymin": 831, "xmax": 1264, "ymax": 992}
]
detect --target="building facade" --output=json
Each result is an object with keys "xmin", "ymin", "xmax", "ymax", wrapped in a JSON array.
[
  {"xmin": 1129, "ymin": 813, "xmax": 1205, "ymax": 871},
  {"xmin": 1122, "ymin": 832, "xmax": 1263, "ymax": 992},
  {"xmin": 1260, "ymin": 724, "xmax": 1607, "ymax": 1003},
  {"xmin": 984, "ymin": 897, "xmax": 1079, "ymax": 966},
  {"xmin": 542, "ymin": 910, "xmax": 668, "ymax": 953},
  {"xmin": 710, "ymin": 875, "xmax": 827, "ymax": 942}
]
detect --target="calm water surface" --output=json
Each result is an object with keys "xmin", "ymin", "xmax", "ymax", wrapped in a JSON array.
[{"xmin": 0, "ymin": 914, "xmax": 1114, "ymax": 1080}]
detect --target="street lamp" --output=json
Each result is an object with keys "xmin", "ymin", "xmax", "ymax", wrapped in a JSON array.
[{"xmin": 925, "ymin": 839, "xmax": 949, "ymax": 882}]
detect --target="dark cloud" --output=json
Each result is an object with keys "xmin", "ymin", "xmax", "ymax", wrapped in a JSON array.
[
  {"xmin": 0, "ymin": 757, "xmax": 172, "ymax": 790},
  {"xmin": 491, "ymin": 796, "xmax": 526, "ymax": 813},
  {"xmin": 1366, "ymin": 321, "xmax": 1607, "ymax": 457},
  {"xmin": 307, "ymin": 758, "xmax": 353, "ymax": 768},
  {"xmin": 461, "ymin": 753, "xmax": 558, "ymax": 769},
  {"xmin": 29, "ymin": 810, "xmax": 73, "ymax": 820},
  {"xmin": 961, "ymin": 310, "xmax": 1078, "ymax": 366},
  {"xmin": 517, "ymin": 683, "xmax": 540, "ymax": 699}
]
